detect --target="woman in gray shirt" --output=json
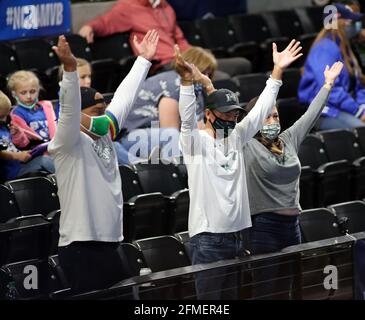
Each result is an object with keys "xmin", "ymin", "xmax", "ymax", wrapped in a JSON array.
[{"xmin": 243, "ymin": 61, "xmax": 343, "ymax": 255}]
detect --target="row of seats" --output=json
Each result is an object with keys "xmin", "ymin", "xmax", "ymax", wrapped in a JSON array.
[
  {"xmin": 298, "ymin": 127, "xmax": 365, "ymax": 208},
  {"xmin": 0, "ymin": 33, "xmax": 135, "ymax": 99},
  {"xmin": 2, "ymin": 197, "xmax": 365, "ymax": 300},
  {"xmin": 178, "ymin": 6, "xmax": 324, "ymax": 71}
]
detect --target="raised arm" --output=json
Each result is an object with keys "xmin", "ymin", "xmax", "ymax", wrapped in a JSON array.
[
  {"xmin": 48, "ymin": 35, "xmax": 79, "ymax": 153},
  {"xmin": 175, "ymin": 45, "xmax": 206, "ymax": 153},
  {"xmin": 282, "ymin": 61, "xmax": 344, "ymax": 151},
  {"xmin": 236, "ymin": 39, "xmax": 303, "ymax": 144},
  {"xmin": 106, "ymin": 30, "xmax": 158, "ymax": 138}
]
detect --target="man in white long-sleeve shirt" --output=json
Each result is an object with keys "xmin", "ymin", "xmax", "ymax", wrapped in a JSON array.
[
  {"xmin": 48, "ymin": 31, "xmax": 159, "ymax": 293},
  {"xmin": 175, "ymin": 40, "xmax": 302, "ymax": 299}
]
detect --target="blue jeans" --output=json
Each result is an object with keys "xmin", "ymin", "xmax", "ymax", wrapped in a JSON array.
[
  {"xmin": 317, "ymin": 112, "xmax": 365, "ymax": 130},
  {"xmin": 114, "ymin": 128, "xmax": 181, "ymax": 165},
  {"xmin": 190, "ymin": 231, "xmax": 248, "ymax": 300},
  {"xmin": 17, "ymin": 155, "xmax": 55, "ymax": 177},
  {"xmin": 248, "ymin": 212, "xmax": 301, "ymax": 299}
]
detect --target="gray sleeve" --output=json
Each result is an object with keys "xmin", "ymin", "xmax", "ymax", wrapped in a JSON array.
[{"xmin": 281, "ymin": 86, "xmax": 330, "ymax": 152}]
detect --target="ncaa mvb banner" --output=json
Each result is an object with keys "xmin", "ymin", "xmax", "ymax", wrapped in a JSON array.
[{"xmin": 0, "ymin": 0, "xmax": 71, "ymax": 41}]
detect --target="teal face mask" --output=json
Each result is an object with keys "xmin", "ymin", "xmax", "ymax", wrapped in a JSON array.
[
  {"xmin": 16, "ymin": 97, "xmax": 39, "ymax": 110},
  {"xmin": 260, "ymin": 123, "xmax": 281, "ymax": 140},
  {"xmin": 82, "ymin": 114, "xmax": 110, "ymax": 137}
]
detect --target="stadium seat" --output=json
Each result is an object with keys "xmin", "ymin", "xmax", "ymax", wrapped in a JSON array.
[
  {"xmin": 294, "ymin": 8, "xmax": 318, "ymax": 34},
  {"xmin": 234, "ymin": 73, "xmax": 267, "ymax": 103},
  {"xmin": 318, "ymin": 129, "xmax": 365, "ymax": 199},
  {"xmin": 123, "ymin": 192, "xmax": 168, "ymax": 242},
  {"xmin": 134, "ymin": 163, "xmax": 184, "ymax": 196},
  {"xmin": 299, "ymin": 208, "xmax": 341, "ymax": 242},
  {"xmin": 119, "ymin": 165, "xmax": 143, "ymax": 201},
  {"xmin": 0, "ymin": 259, "xmax": 50, "ymax": 299},
  {"xmin": 298, "ymin": 134, "xmax": 352, "ymax": 207},
  {"xmin": 0, "ymin": 42, "xmax": 19, "ymax": 78},
  {"xmin": 276, "ymin": 98, "xmax": 307, "ymax": 131},
  {"xmin": 213, "ymin": 78, "xmax": 240, "ymax": 97},
  {"xmin": 91, "ymin": 59, "xmax": 120, "ymax": 94},
  {"xmin": 48, "ymin": 34, "xmax": 93, "ymax": 61},
  {"xmin": 167, "ymin": 189, "xmax": 190, "ymax": 234},
  {"xmin": 46, "ymin": 210, "xmax": 61, "ymax": 255},
  {"xmin": 174, "ymin": 231, "xmax": 191, "ymax": 259},
  {"xmin": 305, "ymin": 6, "xmax": 326, "ymax": 33},
  {"xmin": 277, "ymin": 68, "xmax": 302, "ymax": 99},
  {"xmin": 134, "ymin": 235, "xmax": 191, "ymax": 272},
  {"xmin": 0, "ymin": 184, "xmax": 20, "ymax": 223},
  {"xmin": 299, "ymin": 166, "xmax": 315, "ymax": 210},
  {"xmin": 48, "ymin": 255, "xmax": 70, "ymax": 295},
  {"xmin": 12, "ymin": 38, "xmax": 59, "ymax": 72},
  {"xmin": 263, "ymin": 10, "xmax": 305, "ymax": 39},
  {"xmin": 178, "ymin": 20, "xmax": 205, "ymax": 47},
  {"xmin": 5, "ymin": 177, "xmax": 60, "ymax": 217},
  {"xmin": 328, "ymin": 201, "xmax": 365, "ymax": 234},
  {"xmin": 0, "ymin": 215, "xmax": 51, "ymax": 265},
  {"xmin": 118, "ymin": 242, "xmax": 147, "ymax": 276},
  {"xmin": 196, "ymin": 17, "xmax": 260, "ymax": 62}
]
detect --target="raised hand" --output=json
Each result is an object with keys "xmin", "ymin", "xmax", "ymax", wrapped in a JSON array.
[
  {"xmin": 79, "ymin": 25, "xmax": 94, "ymax": 44},
  {"xmin": 173, "ymin": 45, "xmax": 193, "ymax": 80},
  {"xmin": 52, "ymin": 35, "xmax": 77, "ymax": 72},
  {"xmin": 273, "ymin": 39, "xmax": 303, "ymax": 70},
  {"xmin": 133, "ymin": 29, "xmax": 159, "ymax": 61},
  {"xmin": 324, "ymin": 61, "xmax": 344, "ymax": 85}
]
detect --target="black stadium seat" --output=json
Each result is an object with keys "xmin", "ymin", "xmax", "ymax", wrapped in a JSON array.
[
  {"xmin": 5, "ymin": 177, "xmax": 60, "ymax": 217},
  {"xmin": 299, "ymin": 208, "xmax": 341, "ymax": 242},
  {"xmin": 118, "ymin": 242, "xmax": 147, "ymax": 276},
  {"xmin": 119, "ymin": 165, "xmax": 143, "ymax": 201},
  {"xmin": 298, "ymin": 134, "xmax": 352, "ymax": 207},
  {"xmin": 328, "ymin": 201, "xmax": 365, "ymax": 234},
  {"xmin": 0, "ymin": 42, "xmax": 19, "ymax": 78},
  {"xmin": 234, "ymin": 73, "xmax": 267, "ymax": 103},
  {"xmin": 167, "ymin": 189, "xmax": 190, "ymax": 234},
  {"xmin": 134, "ymin": 235, "xmax": 191, "ymax": 272},
  {"xmin": 48, "ymin": 34, "xmax": 93, "ymax": 61},
  {"xmin": 178, "ymin": 20, "xmax": 205, "ymax": 47},
  {"xmin": 0, "ymin": 184, "xmax": 20, "ymax": 223}
]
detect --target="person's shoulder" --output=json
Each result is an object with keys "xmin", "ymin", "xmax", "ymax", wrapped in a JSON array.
[
  {"xmin": 11, "ymin": 106, "xmax": 27, "ymax": 117},
  {"xmin": 313, "ymin": 37, "xmax": 340, "ymax": 52}
]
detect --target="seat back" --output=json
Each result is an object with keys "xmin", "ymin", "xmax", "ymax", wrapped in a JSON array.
[
  {"xmin": 0, "ymin": 184, "xmax": 20, "ymax": 223},
  {"xmin": 299, "ymin": 208, "xmax": 340, "ymax": 242},
  {"xmin": 5, "ymin": 177, "xmax": 60, "ymax": 217},
  {"xmin": 329, "ymin": 201, "xmax": 365, "ymax": 234},
  {"xmin": 134, "ymin": 235, "xmax": 191, "ymax": 272}
]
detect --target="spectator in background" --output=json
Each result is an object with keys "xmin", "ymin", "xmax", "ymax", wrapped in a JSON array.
[
  {"xmin": 298, "ymin": 2, "xmax": 365, "ymax": 129},
  {"xmin": 79, "ymin": 0, "xmax": 190, "ymax": 71},
  {"xmin": 48, "ymin": 31, "xmax": 158, "ymax": 293},
  {"xmin": 78, "ymin": 0, "xmax": 251, "ymax": 77},
  {"xmin": 8, "ymin": 70, "xmax": 57, "ymax": 149},
  {"xmin": 58, "ymin": 58, "xmax": 92, "ymax": 88},
  {"xmin": 115, "ymin": 46, "xmax": 217, "ymax": 164},
  {"xmin": 0, "ymin": 90, "xmax": 54, "ymax": 181}
]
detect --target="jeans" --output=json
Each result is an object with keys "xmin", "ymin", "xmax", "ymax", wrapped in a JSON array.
[
  {"xmin": 316, "ymin": 112, "xmax": 365, "ymax": 130},
  {"xmin": 248, "ymin": 212, "xmax": 301, "ymax": 299},
  {"xmin": 17, "ymin": 155, "xmax": 55, "ymax": 177},
  {"xmin": 58, "ymin": 241, "xmax": 133, "ymax": 294},
  {"xmin": 114, "ymin": 128, "xmax": 181, "ymax": 165},
  {"xmin": 190, "ymin": 231, "xmax": 248, "ymax": 300}
]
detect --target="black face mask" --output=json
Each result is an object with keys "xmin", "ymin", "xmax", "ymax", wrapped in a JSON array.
[{"xmin": 210, "ymin": 112, "xmax": 237, "ymax": 138}]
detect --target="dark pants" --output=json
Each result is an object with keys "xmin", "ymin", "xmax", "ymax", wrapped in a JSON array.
[
  {"xmin": 248, "ymin": 212, "xmax": 302, "ymax": 299},
  {"xmin": 190, "ymin": 231, "xmax": 248, "ymax": 300},
  {"xmin": 58, "ymin": 241, "xmax": 133, "ymax": 294}
]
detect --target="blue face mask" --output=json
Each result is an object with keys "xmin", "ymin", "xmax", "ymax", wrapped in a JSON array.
[
  {"xmin": 15, "ymin": 96, "xmax": 39, "ymax": 110},
  {"xmin": 344, "ymin": 21, "xmax": 362, "ymax": 39}
]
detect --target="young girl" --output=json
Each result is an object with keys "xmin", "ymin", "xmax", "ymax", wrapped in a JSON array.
[
  {"xmin": 58, "ymin": 57, "xmax": 92, "ymax": 88},
  {"xmin": 8, "ymin": 71, "xmax": 57, "ymax": 149}
]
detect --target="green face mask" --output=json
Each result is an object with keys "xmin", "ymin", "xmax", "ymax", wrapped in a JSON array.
[{"xmin": 82, "ymin": 114, "xmax": 110, "ymax": 137}]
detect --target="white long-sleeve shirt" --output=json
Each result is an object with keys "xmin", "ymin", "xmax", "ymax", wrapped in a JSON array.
[
  {"xmin": 48, "ymin": 57, "xmax": 151, "ymax": 246},
  {"xmin": 179, "ymin": 77, "xmax": 282, "ymax": 238}
]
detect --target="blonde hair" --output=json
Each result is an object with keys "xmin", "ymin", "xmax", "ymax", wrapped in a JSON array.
[
  {"xmin": 58, "ymin": 57, "xmax": 91, "ymax": 81},
  {"xmin": 310, "ymin": 20, "xmax": 361, "ymax": 76},
  {"xmin": 7, "ymin": 70, "xmax": 41, "ymax": 93},
  {"xmin": 172, "ymin": 46, "xmax": 218, "ymax": 79},
  {"xmin": 0, "ymin": 90, "xmax": 11, "ymax": 111}
]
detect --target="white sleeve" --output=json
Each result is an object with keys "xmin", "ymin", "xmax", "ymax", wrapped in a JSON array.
[
  {"xmin": 106, "ymin": 56, "xmax": 152, "ymax": 139},
  {"xmin": 235, "ymin": 77, "xmax": 282, "ymax": 145},
  {"xmin": 48, "ymin": 71, "xmax": 81, "ymax": 154},
  {"xmin": 178, "ymin": 85, "xmax": 201, "ymax": 155}
]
